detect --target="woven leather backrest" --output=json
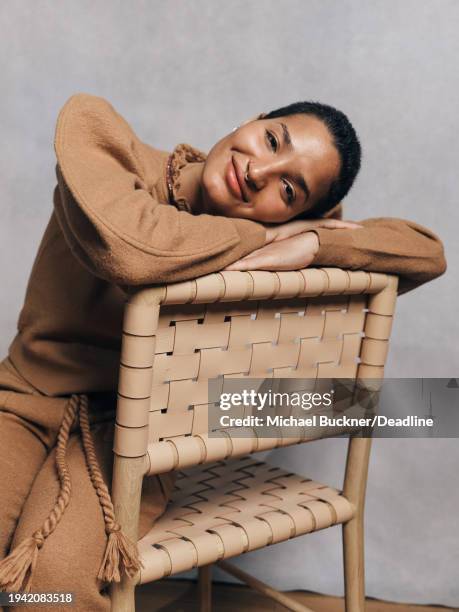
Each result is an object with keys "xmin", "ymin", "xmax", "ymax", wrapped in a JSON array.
[
  {"xmin": 113, "ymin": 269, "xmax": 398, "ymax": 474},
  {"xmin": 148, "ymin": 293, "xmax": 366, "ymax": 439}
]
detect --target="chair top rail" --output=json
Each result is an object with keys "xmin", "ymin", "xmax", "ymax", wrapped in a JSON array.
[{"xmin": 125, "ymin": 268, "xmax": 394, "ymax": 307}]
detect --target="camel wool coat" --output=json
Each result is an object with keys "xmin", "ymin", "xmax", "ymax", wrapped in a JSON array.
[
  {"xmin": 0, "ymin": 93, "xmax": 447, "ymax": 591},
  {"xmin": 4, "ymin": 92, "xmax": 448, "ymax": 397}
]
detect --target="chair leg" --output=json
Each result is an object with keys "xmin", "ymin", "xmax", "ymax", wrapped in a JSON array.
[
  {"xmin": 110, "ymin": 574, "xmax": 137, "ymax": 612},
  {"xmin": 342, "ymin": 513, "xmax": 365, "ymax": 611},
  {"xmin": 342, "ymin": 435, "xmax": 372, "ymax": 612},
  {"xmin": 198, "ymin": 564, "xmax": 213, "ymax": 612},
  {"xmin": 110, "ymin": 454, "xmax": 146, "ymax": 612}
]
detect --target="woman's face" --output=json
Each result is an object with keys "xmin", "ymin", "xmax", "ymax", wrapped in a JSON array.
[{"xmin": 201, "ymin": 113, "xmax": 341, "ymax": 223}]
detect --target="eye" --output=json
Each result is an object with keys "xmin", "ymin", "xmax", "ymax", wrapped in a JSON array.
[
  {"xmin": 282, "ymin": 179, "xmax": 296, "ymax": 205},
  {"xmin": 265, "ymin": 130, "xmax": 278, "ymax": 152}
]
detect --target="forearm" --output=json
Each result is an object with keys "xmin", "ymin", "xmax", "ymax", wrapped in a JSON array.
[{"xmin": 310, "ymin": 217, "xmax": 447, "ymax": 294}]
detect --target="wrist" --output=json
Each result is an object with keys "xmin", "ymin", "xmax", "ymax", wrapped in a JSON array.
[
  {"xmin": 264, "ymin": 226, "xmax": 278, "ymax": 245},
  {"xmin": 306, "ymin": 230, "xmax": 320, "ymax": 256}
]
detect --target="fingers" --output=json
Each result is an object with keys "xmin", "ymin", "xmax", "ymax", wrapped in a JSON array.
[
  {"xmin": 224, "ymin": 240, "xmax": 279, "ymax": 270},
  {"xmin": 223, "ymin": 255, "xmax": 266, "ymax": 271},
  {"xmin": 316, "ymin": 219, "xmax": 363, "ymax": 229},
  {"xmin": 224, "ymin": 232, "xmax": 318, "ymax": 271},
  {"xmin": 224, "ymin": 258, "xmax": 288, "ymax": 271},
  {"xmin": 223, "ymin": 249, "xmax": 277, "ymax": 271}
]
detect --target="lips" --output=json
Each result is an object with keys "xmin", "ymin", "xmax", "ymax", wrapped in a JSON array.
[
  {"xmin": 233, "ymin": 157, "xmax": 250, "ymax": 202},
  {"xmin": 226, "ymin": 155, "xmax": 249, "ymax": 203}
]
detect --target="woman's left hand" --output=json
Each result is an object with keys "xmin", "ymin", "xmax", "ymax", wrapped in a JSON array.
[{"xmin": 223, "ymin": 231, "xmax": 320, "ymax": 272}]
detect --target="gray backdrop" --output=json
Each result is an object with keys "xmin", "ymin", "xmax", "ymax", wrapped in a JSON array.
[{"xmin": 1, "ymin": 0, "xmax": 457, "ymax": 606}]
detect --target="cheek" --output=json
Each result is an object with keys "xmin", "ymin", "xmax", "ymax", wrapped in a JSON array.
[
  {"xmin": 253, "ymin": 197, "xmax": 291, "ymax": 223},
  {"xmin": 202, "ymin": 141, "xmax": 234, "ymax": 201},
  {"xmin": 202, "ymin": 157, "xmax": 224, "ymax": 195}
]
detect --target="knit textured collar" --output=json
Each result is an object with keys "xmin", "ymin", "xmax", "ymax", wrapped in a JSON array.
[{"xmin": 166, "ymin": 143, "xmax": 207, "ymax": 213}]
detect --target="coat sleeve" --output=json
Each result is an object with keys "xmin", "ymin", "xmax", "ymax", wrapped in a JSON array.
[
  {"xmin": 53, "ymin": 93, "xmax": 266, "ymax": 286},
  {"xmin": 310, "ymin": 217, "xmax": 447, "ymax": 295}
]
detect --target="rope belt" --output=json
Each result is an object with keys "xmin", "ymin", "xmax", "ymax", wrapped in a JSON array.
[{"xmin": 0, "ymin": 393, "xmax": 142, "ymax": 593}]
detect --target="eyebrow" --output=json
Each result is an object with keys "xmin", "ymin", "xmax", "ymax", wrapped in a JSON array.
[{"xmin": 278, "ymin": 122, "xmax": 310, "ymax": 202}]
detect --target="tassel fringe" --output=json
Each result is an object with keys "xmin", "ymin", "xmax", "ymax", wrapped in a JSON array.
[
  {"xmin": 0, "ymin": 535, "xmax": 41, "ymax": 593},
  {"xmin": 97, "ymin": 528, "xmax": 143, "ymax": 583}
]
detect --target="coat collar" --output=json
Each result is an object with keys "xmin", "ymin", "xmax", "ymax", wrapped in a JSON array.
[{"xmin": 164, "ymin": 143, "xmax": 207, "ymax": 212}]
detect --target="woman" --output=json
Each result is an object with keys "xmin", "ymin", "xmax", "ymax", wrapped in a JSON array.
[{"xmin": 0, "ymin": 94, "xmax": 446, "ymax": 610}]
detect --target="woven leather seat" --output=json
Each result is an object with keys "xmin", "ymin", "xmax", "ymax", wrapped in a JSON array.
[
  {"xmin": 110, "ymin": 268, "xmax": 399, "ymax": 611},
  {"xmin": 138, "ymin": 456, "xmax": 355, "ymax": 583}
]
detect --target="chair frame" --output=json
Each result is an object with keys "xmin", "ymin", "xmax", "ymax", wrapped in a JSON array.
[{"xmin": 109, "ymin": 267, "xmax": 398, "ymax": 612}]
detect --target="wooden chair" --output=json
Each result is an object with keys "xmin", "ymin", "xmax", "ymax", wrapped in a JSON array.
[{"xmin": 109, "ymin": 267, "xmax": 398, "ymax": 612}]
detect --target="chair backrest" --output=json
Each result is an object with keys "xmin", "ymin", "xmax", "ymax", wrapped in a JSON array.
[{"xmin": 113, "ymin": 268, "xmax": 398, "ymax": 476}]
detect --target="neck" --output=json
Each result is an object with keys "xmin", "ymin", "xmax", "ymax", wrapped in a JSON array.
[{"xmin": 174, "ymin": 161, "xmax": 207, "ymax": 214}]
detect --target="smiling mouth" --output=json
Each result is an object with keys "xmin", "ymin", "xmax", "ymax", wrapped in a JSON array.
[{"xmin": 226, "ymin": 155, "xmax": 249, "ymax": 203}]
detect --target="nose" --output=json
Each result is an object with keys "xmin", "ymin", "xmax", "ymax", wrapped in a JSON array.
[{"xmin": 246, "ymin": 157, "xmax": 286, "ymax": 192}]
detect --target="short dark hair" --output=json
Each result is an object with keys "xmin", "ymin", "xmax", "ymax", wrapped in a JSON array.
[{"xmin": 263, "ymin": 101, "xmax": 361, "ymax": 217}]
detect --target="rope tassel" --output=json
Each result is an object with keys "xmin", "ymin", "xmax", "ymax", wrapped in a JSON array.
[
  {"xmin": 98, "ymin": 528, "xmax": 142, "ymax": 583},
  {"xmin": 0, "ymin": 395, "xmax": 79, "ymax": 593},
  {"xmin": 0, "ymin": 393, "xmax": 141, "ymax": 593},
  {"xmin": 78, "ymin": 395, "xmax": 143, "ymax": 583},
  {"xmin": 0, "ymin": 535, "xmax": 41, "ymax": 593}
]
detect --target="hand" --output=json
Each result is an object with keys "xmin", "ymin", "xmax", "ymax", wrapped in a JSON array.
[
  {"xmin": 263, "ymin": 217, "xmax": 363, "ymax": 245},
  {"xmin": 223, "ymin": 232, "xmax": 320, "ymax": 272}
]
